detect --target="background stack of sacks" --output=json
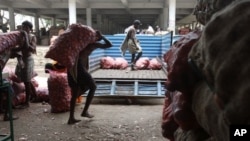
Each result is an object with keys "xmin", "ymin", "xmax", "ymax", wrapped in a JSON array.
[
  {"xmin": 2, "ymin": 67, "xmax": 49, "ymax": 106},
  {"xmin": 100, "ymin": 57, "xmax": 128, "ymax": 69},
  {"xmin": 100, "ymin": 56, "xmax": 162, "ymax": 70},
  {"xmin": 2, "ymin": 66, "xmax": 70, "ymax": 113},
  {"xmin": 47, "ymin": 71, "xmax": 71, "ymax": 113},
  {"xmin": 32, "ymin": 76, "xmax": 49, "ymax": 103}
]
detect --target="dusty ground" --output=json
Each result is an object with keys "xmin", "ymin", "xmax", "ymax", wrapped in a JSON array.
[{"xmin": 0, "ymin": 99, "xmax": 168, "ymax": 141}]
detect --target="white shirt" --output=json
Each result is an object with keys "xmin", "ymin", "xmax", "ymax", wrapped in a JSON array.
[{"xmin": 124, "ymin": 25, "xmax": 134, "ymax": 34}]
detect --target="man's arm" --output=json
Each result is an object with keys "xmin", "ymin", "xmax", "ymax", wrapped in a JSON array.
[
  {"xmin": 93, "ymin": 36, "xmax": 112, "ymax": 49},
  {"xmin": 28, "ymin": 34, "xmax": 37, "ymax": 54}
]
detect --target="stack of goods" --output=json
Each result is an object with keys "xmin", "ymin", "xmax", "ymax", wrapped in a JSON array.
[
  {"xmin": 100, "ymin": 56, "xmax": 162, "ymax": 70},
  {"xmin": 32, "ymin": 76, "xmax": 49, "ymax": 103},
  {"xmin": 0, "ymin": 31, "xmax": 27, "ymax": 68},
  {"xmin": 162, "ymin": 0, "xmax": 250, "ymax": 140},
  {"xmin": 135, "ymin": 57, "xmax": 162, "ymax": 70},
  {"xmin": 113, "ymin": 57, "xmax": 128, "ymax": 69},
  {"xmin": 0, "ymin": 31, "xmax": 26, "ymax": 53},
  {"xmin": 47, "ymin": 71, "xmax": 71, "ymax": 113},
  {"xmin": 134, "ymin": 57, "xmax": 150, "ymax": 70},
  {"xmin": 148, "ymin": 58, "xmax": 162, "ymax": 70},
  {"xmin": 2, "ymin": 67, "xmax": 37, "ymax": 106},
  {"xmin": 45, "ymin": 24, "xmax": 97, "ymax": 69},
  {"xmin": 162, "ymin": 30, "xmax": 202, "ymax": 140},
  {"xmin": 100, "ymin": 56, "xmax": 115, "ymax": 69}
]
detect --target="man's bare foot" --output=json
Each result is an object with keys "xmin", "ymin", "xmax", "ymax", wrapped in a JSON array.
[
  {"xmin": 81, "ymin": 112, "xmax": 94, "ymax": 118},
  {"xmin": 67, "ymin": 118, "xmax": 81, "ymax": 124}
]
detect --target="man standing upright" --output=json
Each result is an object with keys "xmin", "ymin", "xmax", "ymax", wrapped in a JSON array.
[{"xmin": 13, "ymin": 20, "xmax": 37, "ymax": 108}]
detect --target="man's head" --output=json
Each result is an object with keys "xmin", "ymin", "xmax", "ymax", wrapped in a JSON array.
[
  {"xmin": 133, "ymin": 19, "xmax": 142, "ymax": 29},
  {"xmin": 22, "ymin": 20, "xmax": 33, "ymax": 32}
]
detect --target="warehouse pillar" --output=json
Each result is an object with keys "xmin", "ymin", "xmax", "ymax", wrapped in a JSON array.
[
  {"xmin": 86, "ymin": 8, "xmax": 92, "ymax": 27},
  {"xmin": 34, "ymin": 14, "xmax": 40, "ymax": 37},
  {"xmin": 96, "ymin": 14, "xmax": 102, "ymax": 31},
  {"xmin": 8, "ymin": 7, "xmax": 15, "ymax": 31},
  {"xmin": 168, "ymin": 0, "xmax": 176, "ymax": 34},
  {"xmin": 68, "ymin": 0, "xmax": 77, "ymax": 24},
  {"xmin": 103, "ymin": 17, "xmax": 108, "ymax": 34},
  {"xmin": 162, "ymin": 8, "xmax": 168, "ymax": 31},
  {"xmin": 52, "ymin": 17, "xmax": 56, "ymax": 27}
]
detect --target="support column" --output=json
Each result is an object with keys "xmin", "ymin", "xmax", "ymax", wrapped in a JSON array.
[
  {"xmin": 168, "ymin": 0, "xmax": 176, "ymax": 34},
  {"xmin": 103, "ymin": 17, "xmax": 108, "ymax": 34},
  {"xmin": 34, "ymin": 14, "xmax": 39, "ymax": 36},
  {"xmin": 52, "ymin": 17, "xmax": 56, "ymax": 27},
  {"xmin": 162, "ymin": 8, "xmax": 169, "ymax": 31},
  {"xmin": 68, "ymin": 0, "xmax": 77, "ymax": 24},
  {"xmin": 96, "ymin": 14, "xmax": 102, "ymax": 30},
  {"xmin": 8, "ymin": 7, "xmax": 15, "ymax": 31},
  {"xmin": 108, "ymin": 20, "xmax": 113, "ymax": 34},
  {"xmin": 86, "ymin": 8, "xmax": 92, "ymax": 27},
  {"xmin": 65, "ymin": 20, "xmax": 69, "ymax": 27}
]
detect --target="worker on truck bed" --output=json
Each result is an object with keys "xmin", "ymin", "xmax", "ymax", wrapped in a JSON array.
[{"xmin": 121, "ymin": 20, "xmax": 143, "ymax": 70}]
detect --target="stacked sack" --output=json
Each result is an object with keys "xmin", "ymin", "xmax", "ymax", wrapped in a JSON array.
[
  {"xmin": 32, "ymin": 76, "xmax": 49, "ymax": 103},
  {"xmin": 3, "ymin": 67, "xmax": 34, "ymax": 106},
  {"xmin": 45, "ymin": 24, "xmax": 97, "ymax": 69},
  {"xmin": 162, "ymin": 30, "xmax": 202, "ymax": 140},
  {"xmin": 47, "ymin": 71, "xmax": 71, "ymax": 113},
  {"xmin": 100, "ymin": 56, "xmax": 162, "ymax": 70}
]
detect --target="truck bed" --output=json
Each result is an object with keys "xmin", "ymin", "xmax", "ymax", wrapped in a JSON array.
[
  {"xmin": 91, "ymin": 68, "xmax": 167, "ymax": 80},
  {"xmin": 86, "ymin": 33, "xmax": 179, "ymax": 97},
  {"xmin": 90, "ymin": 68, "xmax": 167, "ymax": 97}
]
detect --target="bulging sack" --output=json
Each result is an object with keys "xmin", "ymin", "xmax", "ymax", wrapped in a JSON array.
[{"xmin": 45, "ymin": 24, "xmax": 97, "ymax": 68}]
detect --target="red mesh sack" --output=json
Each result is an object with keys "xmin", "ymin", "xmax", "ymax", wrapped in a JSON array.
[
  {"xmin": 45, "ymin": 24, "xmax": 97, "ymax": 68},
  {"xmin": 100, "ymin": 56, "xmax": 115, "ymax": 69},
  {"xmin": 12, "ymin": 82, "xmax": 25, "ymax": 94},
  {"xmin": 193, "ymin": 0, "xmax": 235, "ymax": 25},
  {"xmin": 161, "ymin": 91, "xmax": 178, "ymax": 141},
  {"xmin": 48, "ymin": 71, "xmax": 71, "ymax": 113},
  {"xmin": 34, "ymin": 87, "xmax": 49, "ymax": 103},
  {"xmin": 113, "ymin": 57, "xmax": 128, "ymax": 69},
  {"xmin": 172, "ymin": 91, "xmax": 199, "ymax": 131},
  {"xmin": 164, "ymin": 30, "xmax": 201, "ymax": 92},
  {"xmin": 148, "ymin": 58, "xmax": 162, "ymax": 70},
  {"xmin": 135, "ymin": 57, "xmax": 150, "ymax": 70},
  {"xmin": 0, "ymin": 31, "xmax": 25, "ymax": 53},
  {"xmin": 12, "ymin": 92, "xmax": 26, "ymax": 107}
]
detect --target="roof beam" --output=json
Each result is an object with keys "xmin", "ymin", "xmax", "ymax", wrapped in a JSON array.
[
  {"xmin": 25, "ymin": 0, "xmax": 51, "ymax": 8},
  {"xmin": 8, "ymin": 1, "xmax": 196, "ymax": 9},
  {"xmin": 96, "ymin": 9, "xmax": 160, "ymax": 15},
  {"xmin": 37, "ymin": 9, "xmax": 68, "ymax": 15},
  {"xmin": 0, "ymin": 0, "xmax": 12, "ymax": 8},
  {"xmin": 14, "ymin": 8, "xmax": 36, "ymax": 16},
  {"xmin": 76, "ymin": 0, "xmax": 89, "ymax": 8},
  {"xmin": 177, "ymin": 14, "xmax": 196, "ymax": 24},
  {"xmin": 120, "ymin": 0, "xmax": 131, "ymax": 14}
]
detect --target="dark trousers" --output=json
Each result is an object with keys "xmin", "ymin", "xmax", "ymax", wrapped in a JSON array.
[{"xmin": 131, "ymin": 52, "xmax": 143, "ymax": 64}]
